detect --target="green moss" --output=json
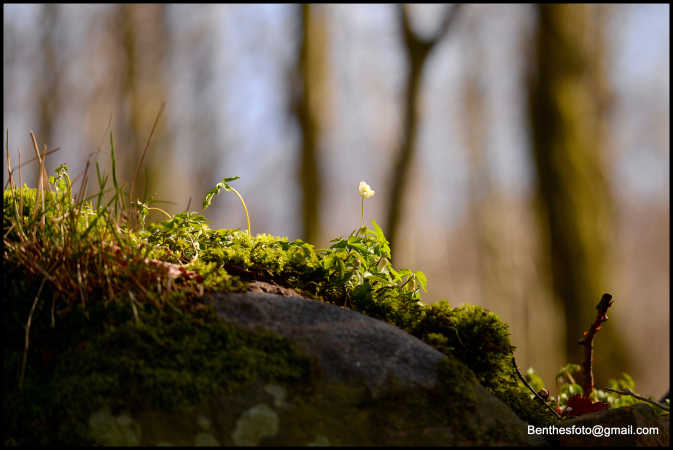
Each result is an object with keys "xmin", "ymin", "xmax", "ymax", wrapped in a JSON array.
[
  {"xmin": 4, "ymin": 301, "xmax": 311, "ymax": 445},
  {"xmin": 435, "ymin": 357, "xmax": 480, "ymax": 407},
  {"xmin": 414, "ymin": 301, "xmax": 513, "ymax": 388},
  {"xmin": 4, "ymin": 183, "xmax": 555, "ymax": 437},
  {"xmin": 412, "ymin": 301, "xmax": 557, "ymax": 426}
]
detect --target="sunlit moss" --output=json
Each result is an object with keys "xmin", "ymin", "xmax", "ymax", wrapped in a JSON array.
[{"xmin": 4, "ymin": 181, "xmax": 557, "ymax": 440}]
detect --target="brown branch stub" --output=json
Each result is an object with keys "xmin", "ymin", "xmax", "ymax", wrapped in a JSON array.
[{"xmin": 578, "ymin": 293, "xmax": 614, "ymax": 398}]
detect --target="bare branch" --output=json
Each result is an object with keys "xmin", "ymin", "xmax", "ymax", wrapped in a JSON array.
[
  {"xmin": 512, "ymin": 356, "xmax": 563, "ymax": 420},
  {"xmin": 602, "ymin": 387, "xmax": 670, "ymax": 413}
]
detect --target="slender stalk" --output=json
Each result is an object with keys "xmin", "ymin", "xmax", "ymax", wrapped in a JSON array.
[
  {"xmin": 361, "ymin": 197, "xmax": 365, "ymax": 228},
  {"xmin": 130, "ymin": 101, "xmax": 165, "ymax": 203},
  {"xmin": 146, "ymin": 207, "xmax": 172, "ymax": 220},
  {"xmin": 231, "ymin": 187, "xmax": 251, "ymax": 235},
  {"xmin": 30, "ymin": 132, "xmax": 45, "ymax": 227}
]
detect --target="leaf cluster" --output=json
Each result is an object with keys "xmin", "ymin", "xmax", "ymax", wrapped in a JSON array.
[
  {"xmin": 202, "ymin": 176, "xmax": 240, "ymax": 210},
  {"xmin": 523, "ymin": 365, "xmax": 668, "ymax": 415},
  {"xmin": 319, "ymin": 222, "xmax": 426, "ymax": 329}
]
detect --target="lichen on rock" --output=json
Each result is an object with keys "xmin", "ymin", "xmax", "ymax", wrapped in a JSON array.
[
  {"xmin": 88, "ymin": 406, "xmax": 141, "ymax": 446},
  {"xmin": 231, "ymin": 403, "xmax": 279, "ymax": 446}
]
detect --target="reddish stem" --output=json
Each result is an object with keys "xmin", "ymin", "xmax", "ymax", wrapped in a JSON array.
[{"xmin": 577, "ymin": 293, "xmax": 614, "ymax": 398}]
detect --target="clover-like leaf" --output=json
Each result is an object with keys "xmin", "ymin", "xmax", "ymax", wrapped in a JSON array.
[{"xmin": 202, "ymin": 176, "xmax": 240, "ymax": 210}]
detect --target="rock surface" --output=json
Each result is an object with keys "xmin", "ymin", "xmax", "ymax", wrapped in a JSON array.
[
  {"xmin": 200, "ymin": 290, "xmax": 533, "ymax": 445},
  {"xmin": 78, "ymin": 290, "xmax": 536, "ymax": 446},
  {"xmin": 555, "ymin": 403, "xmax": 669, "ymax": 447},
  {"xmin": 208, "ymin": 290, "xmax": 445, "ymax": 395}
]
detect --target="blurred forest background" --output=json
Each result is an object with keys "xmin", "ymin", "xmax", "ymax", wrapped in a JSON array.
[{"xmin": 3, "ymin": 4, "xmax": 669, "ymax": 397}]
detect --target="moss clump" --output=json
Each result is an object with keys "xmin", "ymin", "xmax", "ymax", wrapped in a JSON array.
[
  {"xmin": 412, "ymin": 301, "xmax": 557, "ymax": 426},
  {"xmin": 4, "ymin": 300, "xmax": 311, "ymax": 446},
  {"xmin": 413, "ymin": 301, "xmax": 513, "ymax": 388}
]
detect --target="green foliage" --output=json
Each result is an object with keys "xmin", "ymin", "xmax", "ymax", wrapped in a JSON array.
[
  {"xmin": 319, "ymin": 221, "xmax": 426, "ymax": 329},
  {"xmin": 201, "ymin": 175, "xmax": 251, "ymax": 235},
  {"xmin": 524, "ymin": 367, "xmax": 546, "ymax": 393},
  {"xmin": 0, "ymin": 159, "xmax": 583, "ymax": 434},
  {"xmin": 414, "ymin": 301, "xmax": 514, "ymax": 389},
  {"xmin": 202, "ymin": 176, "xmax": 240, "ymax": 210},
  {"xmin": 522, "ymin": 363, "xmax": 667, "ymax": 416},
  {"xmin": 141, "ymin": 211, "xmax": 210, "ymax": 263}
]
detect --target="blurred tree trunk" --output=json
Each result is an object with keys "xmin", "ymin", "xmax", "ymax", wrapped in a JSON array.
[
  {"xmin": 35, "ymin": 4, "xmax": 64, "ymax": 183},
  {"xmin": 116, "ymin": 4, "xmax": 140, "ymax": 187},
  {"xmin": 114, "ymin": 4, "xmax": 169, "ymax": 204},
  {"xmin": 385, "ymin": 4, "xmax": 461, "ymax": 260},
  {"xmin": 460, "ymin": 17, "xmax": 504, "ymax": 315},
  {"xmin": 188, "ymin": 7, "xmax": 223, "ymax": 207},
  {"xmin": 527, "ymin": 4, "xmax": 627, "ymax": 374},
  {"xmin": 292, "ymin": 4, "xmax": 328, "ymax": 244}
]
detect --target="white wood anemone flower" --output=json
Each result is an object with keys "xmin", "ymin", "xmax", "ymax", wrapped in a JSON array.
[
  {"xmin": 358, "ymin": 180, "xmax": 375, "ymax": 228},
  {"xmin": 358, "ymin": 181, "xmax": 375, "ymax": 199}
]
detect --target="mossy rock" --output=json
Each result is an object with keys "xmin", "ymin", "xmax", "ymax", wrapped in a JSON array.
[
  {"xmin": 5, "ymin": 288, "xmax": 542, "ymax": 446},
  {"xmin": 3, "ymin": 185, "xmax": 553, "ymax": 445}
]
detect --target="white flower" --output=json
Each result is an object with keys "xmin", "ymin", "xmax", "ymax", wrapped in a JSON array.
[{"xmin": 358, "ymin": 181, "xmax": 375, "ymax": 199}]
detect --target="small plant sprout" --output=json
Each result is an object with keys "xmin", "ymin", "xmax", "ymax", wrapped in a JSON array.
[
  {"xmin": 203, "ymin": 176, "xmax": 251, "ymax": 235},
  {"xmin": 358, "ymin": 180, "xmax": 375, "ymax": 228}
]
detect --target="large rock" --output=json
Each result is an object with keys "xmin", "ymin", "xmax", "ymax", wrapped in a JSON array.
[
  {"xmin": 209, "ymin": 290, "xmax": 446, "ymax": 395},
  {"xmin": 131, "ymin": 289, "xmax": 534, "ymax": 446},
  {"xmin": 17, "ymin": 287, "xmax": 540, "ymax": 446}
]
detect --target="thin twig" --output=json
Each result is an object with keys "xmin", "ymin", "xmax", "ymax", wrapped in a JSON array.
[
  {"xmin": 130, "ymin": 101, "xmax": 165, "ymax": 202},
  {"xmin": 29, "ymin": 132, "xmax": 46, "ymax": 227},
  {"xmin": 6, "ymin": 139, "xmax": 14, "ymax": 189},
  {"xmin": 17, "ymin": 146, "xmax": 27, "ymax": 241},
  {"xmin": 602, "ymin": 387, "xmax": 670, "ymax": 412},
  {"xmin": 3, "ymin": 147, "xmax": 61, "ymax": 190},
  {"xmin": 19, "ymin": 277, "xmax": 47, "ymax": 391},
  {"xmin": 512, "ymin": 356, "xmax": 562, "ymax": 419},
  {"xmin": 578, "ymin": 293, "xmax": 614, "ymax": 398}
]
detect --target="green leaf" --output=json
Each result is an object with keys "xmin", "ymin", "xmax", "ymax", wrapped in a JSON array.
[
  {"xmin": 370, "ymin": 220, "xmax": 387, "ymax": 243},
  {"xmin": 330, "ymin": 240, "xmax": 347, "ymax": 249},
  {"xmin": 414, "ymin": 271, "xmax": 428, "ymax": 292},
  {"xmin": 202, "ymin": 176, "xmax": 240, "ymax": 210},
  {"xmin": 620, "ymin": 372, "xmax": 635, "ymax": 389},
  {"xmin": 346, "ymin": 241, "xmax": 368, "ymax": 254},
  {"xmin": 336, "ymin": 258, "xmax": 346, "ymax": 277},
  {"xmin": 567, "ymin": 383, "xmax": 583, "ymax": 397},
  {"xmin": 363, "ymin": 273, "xmax": 389, "ymax": 284}
]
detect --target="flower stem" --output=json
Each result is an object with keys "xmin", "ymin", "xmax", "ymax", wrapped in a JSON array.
[
  {"xmin": 361, "ymin": 197, "xmax": 365, "ymax": 228},
  {"xmin": 146, "ymin": 206, "xmax": 172, "ymax": 220},
  {"xmin": 231, "ymin": 187, "xmax": 251, "ymax": 235}
]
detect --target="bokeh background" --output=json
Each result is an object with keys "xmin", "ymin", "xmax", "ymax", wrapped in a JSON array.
[{"xmin": 3, "ymin": 4, "xmax": 669, "ymax": 398}]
